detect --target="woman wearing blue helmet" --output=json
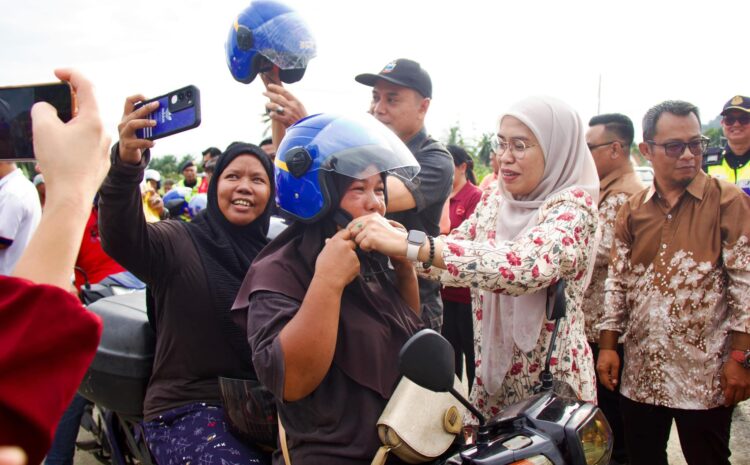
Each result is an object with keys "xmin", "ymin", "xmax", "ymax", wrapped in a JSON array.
[{"xmin": 232, "ymin": 113, "xmax": 422, "ymax": 464}]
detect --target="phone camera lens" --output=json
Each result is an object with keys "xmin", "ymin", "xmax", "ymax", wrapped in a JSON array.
[
  {"xmin": 178, "ymin": 92, "xmax": 184, "ymax": 100},
  {"xmin": 187, "ymin": 90, "xmax": 193, "ymax": 98}
]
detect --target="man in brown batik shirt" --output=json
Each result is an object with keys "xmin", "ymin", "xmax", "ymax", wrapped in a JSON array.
[
  {"xmin": 597, "ymin": 100, "xmax": 750, "ymax": 465},
  {"xmin": 584, "ymin": 113, "xmax": 644, "ymax": 465}
]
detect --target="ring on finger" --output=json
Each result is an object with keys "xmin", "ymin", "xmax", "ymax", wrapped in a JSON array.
[{"xmin": 276, "ymin": 105, "xmax": 285, "ymax": 115}]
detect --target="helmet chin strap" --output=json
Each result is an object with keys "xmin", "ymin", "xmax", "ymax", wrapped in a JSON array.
[{"xmin": 331, "ymin": 208, "xmax": 389, "ymax": 282}]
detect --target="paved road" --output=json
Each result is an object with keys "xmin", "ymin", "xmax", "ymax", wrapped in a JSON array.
[{"xmin": 73, "ymin": 400, "xmax": 749, "ymax": 464}]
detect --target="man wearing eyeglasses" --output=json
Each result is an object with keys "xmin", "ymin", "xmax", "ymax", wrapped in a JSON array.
[
  {"xmin": 597, "ymin": 100, "xmax": 750, "ymax": 465},
  {"xmin": 704, "ymin": 95, "xmax": 750, "ymax": 196},
  {"xmin": 583, "ymin": 113, "xmax": 644, "ymax": 465}
]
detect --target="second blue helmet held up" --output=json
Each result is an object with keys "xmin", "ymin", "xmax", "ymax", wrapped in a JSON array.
[
  {"xmin": 226, "ymin": 0, "xmax": 316, "ymax": 84},
  {"xmin": 274, "ymin": 113, "xmax": 421, "ymax": 223}
]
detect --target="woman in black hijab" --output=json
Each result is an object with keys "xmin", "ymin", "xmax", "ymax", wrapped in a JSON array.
[
  {"xmin": 232, "ymin": 113, "xmax": 423, "ymax": 465},
  {"xmin": 99, "ymin": 95, "xmax": 275, "ymax": 465}
]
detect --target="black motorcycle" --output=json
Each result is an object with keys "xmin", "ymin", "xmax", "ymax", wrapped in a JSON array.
[
  {"xmin": 77, "ymin": 290, "xmax": 155, "ymax": 465},
  {"xmin": 398, "ymin": 282, "xmax": 613, "ymax": 465}
]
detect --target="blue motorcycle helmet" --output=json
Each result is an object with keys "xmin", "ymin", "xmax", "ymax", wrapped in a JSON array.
[
  {"xmin": 188, "ymin": 193, "xmax": 208, "ymax": 218},
  {"xmin": 275, "ymin": 113, "xmax": 420, "ymax": 223},
  {"xmin": 163, "ymin": 187, "xmax": 193, "ymax": 221},
  {"xmin": 226, "ymin": 0, "xmax": 316, "ymax": 84}
]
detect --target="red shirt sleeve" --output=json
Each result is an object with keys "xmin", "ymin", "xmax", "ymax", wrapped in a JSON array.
[{"xmin": 0, "ymin": 276, "xmax": 102, "ymax": 465}]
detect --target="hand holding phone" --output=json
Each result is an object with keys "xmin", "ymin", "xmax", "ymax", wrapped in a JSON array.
[
  {"xmin": 0, "ymin": 81, "xmax": 73, "ymax": 161},
  {"xmin": 134, "ymin": 85, "xmax": 201, "ymax": 141},
  {"xmin": 31, "ymin": 68, "xmax": 111, "ymax": 211},
  {"xmin": 118, "ymin": 95, "xmax": 158, "ymax": 165}
]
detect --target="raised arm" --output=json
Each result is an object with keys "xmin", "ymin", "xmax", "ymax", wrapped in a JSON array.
[
  {"xmin": 351, "ymin": 193, "xmax": 597, "ymax": 296},
  {"xmin": 98, "ymin": 95, "xmax": 167, "ymax": 283},
  {"xmin": 13, "ymin": 69, "xmax": 110, "ymax": 288}
]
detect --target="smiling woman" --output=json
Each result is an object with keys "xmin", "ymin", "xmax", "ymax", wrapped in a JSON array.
[
  {"xmin": 97, "ymin": 94, "xmax": 276, "ymax": 465},
  {"xmin": 350, "ymin": 96, "xmax": 602, "ymax": 420},
  {"xmin": 216, "ymin": 150, "xmax": 271, "ymax": 226}
]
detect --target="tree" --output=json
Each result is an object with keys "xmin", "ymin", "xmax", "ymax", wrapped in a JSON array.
[
  {"xmin": 703, "ymin": 127, "xmax": 724, "ymax": 148},
  {"xmin": 441, "ymin": 123, "xmax": 493, "ymax": 181},
  {"xmin": 147, "ymin": 153, "xmax": 198, "ymax": 181}
]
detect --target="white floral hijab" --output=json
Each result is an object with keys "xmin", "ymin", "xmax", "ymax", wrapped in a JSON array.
[{"xmin": 481, "ymin": 96, "xmax": 599, "ymax": 395}]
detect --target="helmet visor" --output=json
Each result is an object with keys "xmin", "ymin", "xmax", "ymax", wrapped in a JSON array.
[
  {"xmin": 254, "ymin": 12, "xmax": 317, "ymax": 69},
  {"xmin": 313, "ymin": 114, "xmax": 420, "ymax": 181}
]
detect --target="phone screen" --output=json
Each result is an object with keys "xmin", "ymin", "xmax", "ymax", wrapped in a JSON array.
[{"xmin": 0, "ymin": 82, "xmax": 72, "ymax": 161}]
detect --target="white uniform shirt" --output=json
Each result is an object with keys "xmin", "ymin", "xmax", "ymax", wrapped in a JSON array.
[{"xmin": 0, "ymin": 168, "xmax": 41, "ymax": 275}]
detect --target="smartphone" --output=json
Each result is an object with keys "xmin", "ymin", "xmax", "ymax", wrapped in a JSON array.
[
  {"xmin": 0, "ymin": 82, "xmax": 73, "ymax": 161},
  {"xmin": 135, "ymin": 85, "xmax": 201, "ymax": 140}
]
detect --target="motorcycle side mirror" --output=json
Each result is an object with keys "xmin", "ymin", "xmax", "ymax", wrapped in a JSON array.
[{"xmin": 398, "ymin": 329, "xmax": 455, "ymax": 392}]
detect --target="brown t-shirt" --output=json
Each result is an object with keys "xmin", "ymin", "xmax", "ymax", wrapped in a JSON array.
[
  {"xmin": 599, "ymin": 171, "xmax": 750, "ymax": 409},
  {"xmin": 582, "ymin": 165, "xmax": 644, "ymax": 342},
  {"xmin": 248, "ymin": 291, "xmax": 412, "ymax": 465}
]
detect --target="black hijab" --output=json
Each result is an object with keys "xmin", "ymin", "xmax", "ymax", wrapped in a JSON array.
[
  {"xmin": 186, "ymin": 142, "xmax": 275, "ymax": 371},
  {"xmin": 233, "ymin": 172, "xmax": 421, "ymax": 398}
]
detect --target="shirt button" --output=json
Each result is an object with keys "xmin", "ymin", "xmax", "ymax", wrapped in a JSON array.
[
  {"xmin": 662, "ymin": 244, "xmax": 667, "ymax": 249},
  {"xmin": 667, "ymin": 214, "xmax": 672, "ymax": 220}
]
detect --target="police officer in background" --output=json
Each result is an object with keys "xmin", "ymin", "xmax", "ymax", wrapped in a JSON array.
[{"xmin": 704, "ymin": 95, "xmax": 750, "ymax": 195}]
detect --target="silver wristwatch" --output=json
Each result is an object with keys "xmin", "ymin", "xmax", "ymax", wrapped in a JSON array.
[{"xmin": 406, "ymin": 230, "xmax": 427, "ymax": 262}]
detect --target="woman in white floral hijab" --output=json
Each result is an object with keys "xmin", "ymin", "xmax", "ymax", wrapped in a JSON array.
[{"xmin": 350, "ymin": 95, "xmax": 600, "ymax": 419}]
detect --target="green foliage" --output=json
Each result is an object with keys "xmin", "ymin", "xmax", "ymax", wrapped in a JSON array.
[
  {"xmin": 703, "ymin": 127, "xmax": 723, "ymax": 147},
  {"xmin": 147, "ymin": 153, "xmax": 199, "ymax": 181},
  {"xmin": 441, "ymin": 123, "xmax": 494, "ymax": 182}
]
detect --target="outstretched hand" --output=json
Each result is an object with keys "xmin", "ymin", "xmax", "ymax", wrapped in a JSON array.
[
  {"xmin": 117, "ymin": 94, "xmax": 158, "ymax": 165},
  {"xmin": 31, "ymin": 68, "xmax": 111, "ymax": 207},
  {"xmin": 348, "ymin": 213, "xmax": 409, "ymax": 257}
]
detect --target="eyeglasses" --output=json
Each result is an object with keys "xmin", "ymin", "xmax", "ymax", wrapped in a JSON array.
[
  {"xmin": 723, "ymin": 114, "xmax": 750, "ymax": 126},
  {"xmin": 587, "ymin": 140, "xmax": 619, "ymax": 152},
  {"xmin": 647, "ymin": 137, "xmax": 709, "ymax": 158},
  {"xmin": 490, "ymin": 135, "xmax": 537, "ymax": 160}
]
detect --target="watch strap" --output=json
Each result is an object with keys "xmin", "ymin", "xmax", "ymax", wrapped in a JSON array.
[{"xmin": 406, "ymin": 241, "xmax": 420, "ymax": 261}]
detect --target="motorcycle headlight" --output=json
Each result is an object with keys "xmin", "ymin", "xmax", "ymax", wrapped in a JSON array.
[{"xmin": 565, "ymin": 405, "xmax": 612, "ymax": 465}]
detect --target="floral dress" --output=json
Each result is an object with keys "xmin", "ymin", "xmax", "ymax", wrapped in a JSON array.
[{"xmin": 422, "ymin": 186, "xmax": 598, "ymax": 420}]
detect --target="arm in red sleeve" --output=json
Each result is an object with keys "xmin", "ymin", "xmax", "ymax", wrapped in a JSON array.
[{"xmin": 0, "ymin": 276, "xmax": 102, "ymax": 465}]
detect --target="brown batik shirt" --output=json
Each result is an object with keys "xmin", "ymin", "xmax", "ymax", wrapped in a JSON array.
[
  {"xmin": 583, "ymin": 165, "xmax": 645, "ymax": 342},
  {"xmin": 599, "ymin": 171, "xmax": 750, "ymax": 409}
]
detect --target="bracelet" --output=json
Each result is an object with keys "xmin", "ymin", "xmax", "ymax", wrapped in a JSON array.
[{"xmin": 422, "ymin": 236, "xmax": 435, "ymax": 269}]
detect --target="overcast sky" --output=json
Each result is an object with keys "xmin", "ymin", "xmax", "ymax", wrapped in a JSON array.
[{"xmin": 1, "ymin": 0, "xmax": 747, "ymax": 161}]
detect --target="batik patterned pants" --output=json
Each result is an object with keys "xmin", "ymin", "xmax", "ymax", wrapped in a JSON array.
[{"xmin": 143, "ymin": 402, "xmax": 270, "ymax": 465}]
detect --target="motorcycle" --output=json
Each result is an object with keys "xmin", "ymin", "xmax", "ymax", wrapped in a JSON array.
[
  {"xmin": 77, "ymin": 290, "xmax": 155, "ymax": 465},
  {"xmin": 74, "ymin": 216, "xmax": 290, "ymax": 464},
  {"xmin": 397, "ymin": 281, "xmax": 613, "ymax": 465}
]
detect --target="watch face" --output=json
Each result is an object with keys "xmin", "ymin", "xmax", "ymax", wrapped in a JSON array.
[{"xmin": 407, "ymin": 229, "xmax": 427, "ymax": 245}]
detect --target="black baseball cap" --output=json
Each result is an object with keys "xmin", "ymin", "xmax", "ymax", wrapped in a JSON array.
[
  {"xmin": 355, "ymin": 58, "xmax": 432, "ymax": 99},
  {"xmin": 180, "ymin": 160, "xmax": 195, "ymax": 172},
  {"xmin": 721, "ymin": 95, "xmax": 750, "ymax": 115}
]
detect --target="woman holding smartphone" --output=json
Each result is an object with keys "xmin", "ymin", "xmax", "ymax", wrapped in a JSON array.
[{"xmin": 98, "ymin": 95, "xmax": 274, "ymax": 464}]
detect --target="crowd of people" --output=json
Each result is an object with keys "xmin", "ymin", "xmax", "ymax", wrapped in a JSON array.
[{"xmin": 0, "ymin": 54, "xmax": 749, "ymax": 465}]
